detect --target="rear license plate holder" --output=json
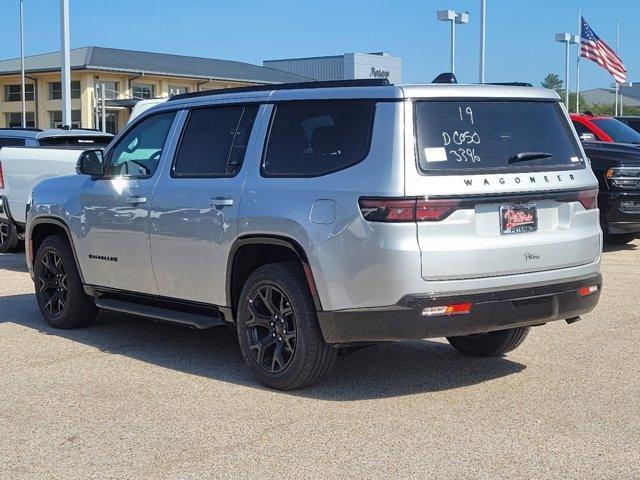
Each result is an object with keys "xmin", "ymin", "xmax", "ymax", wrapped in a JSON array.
[{"xmin": 500, "ymin": 204, "xmax": 538, "ymax": 235}]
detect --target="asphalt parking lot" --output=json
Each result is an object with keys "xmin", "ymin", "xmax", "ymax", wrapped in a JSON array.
[{"xmin": 0, "ymin": 242, "xmax": 638, "ymax": 480}]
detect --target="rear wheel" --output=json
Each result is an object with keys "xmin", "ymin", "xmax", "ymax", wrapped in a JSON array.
[
  {"xmin": 0, "ymin": 220, "xmax": 19, "ymax": 253},
  {"xmin": 34, "ymin": 234, "xmax": 96, "ymax": 329},
  {"xmin": 236, "ymin": 262, "xmax": 337, "ymax": 390},
  {"xmin": 447, "ymin": 326, "xmax": 530, "ymax": 357}
]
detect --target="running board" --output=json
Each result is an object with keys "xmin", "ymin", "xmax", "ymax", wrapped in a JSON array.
[{"xmin": 95, "ymin": 298, "xmax": 225, "ymax": 329}]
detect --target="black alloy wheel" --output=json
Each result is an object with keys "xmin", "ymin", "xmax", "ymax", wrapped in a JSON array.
[
  {"xmin": 246, "ymin": 284, "xmax": 297, "ymax": 373},
  {"xmin": 37, "ymin": 249, "xmax": 68, "ymax": 317}
]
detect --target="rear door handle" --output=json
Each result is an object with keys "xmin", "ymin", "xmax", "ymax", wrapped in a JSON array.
[
  {"xmin": 125, "ymin": 196, "xmax": 147, "ymax": 205},
  {"xmin": 209, "ymin": 197, "xmax": 234, "ymax": 208}
]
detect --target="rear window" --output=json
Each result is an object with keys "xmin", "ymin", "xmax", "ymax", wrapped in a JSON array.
[
  {"xmin": 591, "ymin": 118, "xmax": 640, "ymax": 144},
  {"xmin": 263, "ymin": 101, "xmax": 375, "ymax": 177},
  {"xmin": 415, "ymin": 101, "xmax": 584, "ymax": 174},
  {"xmin": 39, "ymin": 136, "xmax": 112, "ymax": 147}
]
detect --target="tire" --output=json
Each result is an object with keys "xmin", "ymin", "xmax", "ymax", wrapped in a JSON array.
[
  {"xmin": 33, "ymin": 234, "xmax": 96, "ymax": 329},
  {"xmin": 0, "ymin": 219, "xmax": 19, "ymax": 253},
  {"xmin": 236, "ymin": 262, "xmax": 337, "ymax": 390},
  {"xmin": 604, "ymin": 233, "xmax": 637, "ymax": 246},
  {"xmin": 447, "ymin": 326, "xmax": 530, "ymax": 357}
]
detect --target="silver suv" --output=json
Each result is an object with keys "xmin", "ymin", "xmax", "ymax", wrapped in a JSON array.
[{"xmin": 26, "ymin": 79, "xmax": 603, "ymax": 390}]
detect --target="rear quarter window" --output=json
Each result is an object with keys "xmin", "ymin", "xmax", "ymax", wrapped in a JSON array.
[
  {"xmin": 262, "ymin": 101, "xmax": 375, "ymax": 177},
  {"xmin": 415, "ymin": 100, "xmax": 584, "ymax": 174}
]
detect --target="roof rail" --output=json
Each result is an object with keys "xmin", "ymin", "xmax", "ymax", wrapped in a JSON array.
[
  {"xmin": 168, "ymin": 78, "xmax": 392, "ymax": 102},
  {"xmin": 0, "ymin": 127, "xmax": 44, "ymax": 132},
  {"xmin": 485, "ymin": 82, "xmax": 533, "ymax": 87}
]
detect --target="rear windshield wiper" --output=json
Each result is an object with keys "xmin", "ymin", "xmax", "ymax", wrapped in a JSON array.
[{"xmin": 508, "ymin": 152, "xmax": 553, "ymax": 164}]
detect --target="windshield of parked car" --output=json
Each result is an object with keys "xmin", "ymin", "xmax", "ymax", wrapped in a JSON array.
[
  {"xmin": 415, "ymin": 100, "xmax": 584, "ymax": 173},
  {"xmin": 591, "ymin": 118, "xmax": 640, "ymax": 144}
]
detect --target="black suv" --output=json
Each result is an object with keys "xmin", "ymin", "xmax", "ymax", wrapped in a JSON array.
[{"xmin": 582, "ymin": 140, "xmax": 640, "ymax": 244}]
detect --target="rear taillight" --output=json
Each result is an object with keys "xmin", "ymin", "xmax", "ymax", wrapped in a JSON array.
[
  {"xmin": 0, "ymin": 162, "xmax": 4, "ymax": 189},
  {"xmin": 576, "ymin": 188, "xmax": 598, "ymax": 210},
  {"xmin": 359, "ymin": 197, "xmax": 461, "ymax": 222}
]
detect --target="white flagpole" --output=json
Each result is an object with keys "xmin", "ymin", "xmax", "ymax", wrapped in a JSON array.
[{"xmin": 576, "ymin": 9, "xmax": 581, "ymax": 114}]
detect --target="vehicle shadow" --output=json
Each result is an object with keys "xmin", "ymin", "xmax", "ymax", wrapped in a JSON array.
[
  {"xmin": 0, "ymin": 252, "xmax": 28, "ymax": 273},
  {"xmin": 0, "ymin": 292, "xmax": 526, "ymax": 401},
  {"xmin": 603, "ymin": 242, "xmax": 638, "ymax": 253}
]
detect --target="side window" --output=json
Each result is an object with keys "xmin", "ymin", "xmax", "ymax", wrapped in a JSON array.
[
  {"xmin": 0, "ymin": 137, "xmax": 26, "ymax": 147},
  {"xmin": 105, "ymin": 111, "xmax": 176, "ymax": 177},
  {"xmin": 572, "ymin": 121, "xmax": 591, "ymax": 136},
  {"xmin": 173, "ymin": 105, "xmax": 258, "ymax": 177},
  {"xmin": 263, "ymin": 101, "xmax": 375, "ymax": 177}
]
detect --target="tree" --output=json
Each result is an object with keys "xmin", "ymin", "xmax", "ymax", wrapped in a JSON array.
[{"xmin": 541, "ymin": 73, "xmax": 565, "ymax": 97}]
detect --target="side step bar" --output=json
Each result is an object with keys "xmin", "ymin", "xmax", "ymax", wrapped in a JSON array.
[{"xmin": 95, "ymin": 298, "xmax": 225, "ymax": 329}]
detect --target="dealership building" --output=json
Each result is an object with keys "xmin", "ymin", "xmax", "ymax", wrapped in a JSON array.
[
  {"xmin": 0, "ymin": 46, "xmax": 306, "ymax": 133},
  {"xmin": 263, "ymin": 52, "xmax": 402, "ymax": 84}
]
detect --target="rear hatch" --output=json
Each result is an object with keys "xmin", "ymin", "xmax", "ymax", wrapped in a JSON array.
[{"xmin": 407, "ymin": 98, "xmax": 600, "ymax": 281}]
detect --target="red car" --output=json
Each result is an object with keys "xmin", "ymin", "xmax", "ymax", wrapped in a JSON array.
[{"xmin": 570, "ymin": 113, "xmax": 640, "ymax": 144}]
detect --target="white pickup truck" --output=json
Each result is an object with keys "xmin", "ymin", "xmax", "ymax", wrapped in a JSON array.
[{"xmin": 0, "ymin": 128, "xmax": 113, "ymax": 251}]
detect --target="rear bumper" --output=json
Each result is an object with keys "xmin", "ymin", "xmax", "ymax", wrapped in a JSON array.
[
  {"xmin": 600, "ymin": 191, "xmax": 640, "ymax": 235},
  {"xmin": 317, "ymin": 273, "xmax": 602, "ymax": 344}
]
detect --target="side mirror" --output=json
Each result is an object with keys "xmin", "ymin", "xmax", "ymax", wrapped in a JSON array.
[
  {"xmin": 76, "ymin": 149, "xmax": 104, "ymax": 177},
  {"xmin": 579, "ymin": 132, "xmax": 596, "ymax": 142}
]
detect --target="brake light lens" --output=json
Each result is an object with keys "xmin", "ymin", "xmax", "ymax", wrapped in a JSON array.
[
  {"xmin": 0, "ymin": 162, "xmax": 4, "ymax": 189},
  {"xmin": 576, "ymin": 188, "xmax": 598, "ymax": 210},
  {"xmin": 579, "ymin": 285, "xmax": 599, "ymax": 297},
  {"xmin": 359, "ymin": 197, "xmax": 461, "ymax": 222}
]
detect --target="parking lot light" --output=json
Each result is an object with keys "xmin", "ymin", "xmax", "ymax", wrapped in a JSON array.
[
  {"xmin": 555, "ymin": 33, "xmax": 579, "ymax": 110},
  {"xmin": 438, "ymin": 9, "xmax": 470, "ymax": 75}
]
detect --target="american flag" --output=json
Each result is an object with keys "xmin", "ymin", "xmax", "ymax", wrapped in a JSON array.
[{"xmin": 580, "ymin": 17, "xmax": 627, "ymax": 83}]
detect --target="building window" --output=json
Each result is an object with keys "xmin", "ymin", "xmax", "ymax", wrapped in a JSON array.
[
  {"xmin": 48, "ymin": 81, "xmax": 81, "ymax": 100},
  {"xmin": 49, "ymin": 110, "xmax": 81, "ymax": 129},
  {"xmin": 132, "ymin": 83, "xmax": 156, "ymax": 99},
  {"xmin": 94, "ymin": 81, "xmax": 119, "ymax": 100},
  {"xmin": 5, "ymin": 112, "xmax": 35, "ymax": 128},
  {"xmin": 169, "ymin": 85, "xmax": 189, "ymax": 96},
  {"xmin": 4, "ymin": 84, "xmax": 35, "ymax": 102}
]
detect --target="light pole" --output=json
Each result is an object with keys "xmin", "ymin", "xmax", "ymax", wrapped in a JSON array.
[
  {"xmin": 555, "ymin": 33, "xmax": 579, "ymax": 110},
  {"xmin": 19, "ymin": 0, "xmax": 26, "ymax": 127},
  {"xmin": 438, "ymin": 10, "xmax": 470, "ymax": 74},
  {"xmin": 60, "ymin": 0, "xmax": 71, "ymax": 127},
  {"xmin": 479, "ymin": 0, "xmax": 486, "ymax": 83}
]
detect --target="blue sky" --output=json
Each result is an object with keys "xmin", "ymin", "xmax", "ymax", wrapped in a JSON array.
[{"xmin": 0, "ymin": 0, "xmax": 637, "ymax": 90}]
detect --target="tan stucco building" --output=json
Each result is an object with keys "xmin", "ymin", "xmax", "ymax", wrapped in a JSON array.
[{"xmin": 0, "ymin": 46, "xmax": 307, "ymax": 134}]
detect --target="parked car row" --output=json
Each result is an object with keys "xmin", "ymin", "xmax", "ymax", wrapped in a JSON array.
[{"xmin": 3, "ymin": 76, "xmax": 639, "ymax": 389}]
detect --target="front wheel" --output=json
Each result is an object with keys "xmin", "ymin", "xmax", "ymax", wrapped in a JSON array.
[
  {"xmin": 34, "ymin": 234, "xmax": 97, "ymax": 329},
  {"xmin": 236, "ymin": 262, "xmax": 337, "ymax": 390},
  {"xmin": 447, "ymin": 326, "xmax": 530, "ymax": 357}
]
